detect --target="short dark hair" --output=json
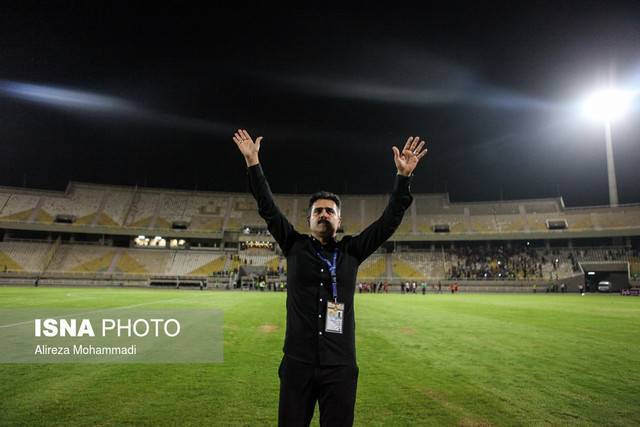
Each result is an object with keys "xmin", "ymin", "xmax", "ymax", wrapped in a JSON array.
[{"xmin": 308, "ymin": 191, "xmax": 341, "ymax": 216}]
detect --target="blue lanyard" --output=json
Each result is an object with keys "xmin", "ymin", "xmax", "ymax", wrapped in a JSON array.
[{"xmin": 316, "ymin": 249, "xmax": 338, "ymax": 302}]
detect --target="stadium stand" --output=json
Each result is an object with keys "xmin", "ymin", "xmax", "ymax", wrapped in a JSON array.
[
  {"xmin": 292, "ymin": 196, "xmax": 310, "ymax": 231},
  {"xmin": 186, "ymin": 195, "xmax": 227, "ymax": 231},
  {"xmin": 1, "ymin": 240, "xmax": 618, "ymax": 283},
  {"xmin": 564, "ymin": 212, "xmax": 594, "ymax": 230},
  {"xmin": 523, "ymin": 200, "xmax": 561, "ymax": 214},
  {"xmin": 100, "ymin": 189, "xmax": 134, "ymax": 226},
  {"xmin": 47, "ymin": 245, "xmax": 118, "ymax": 274},
  {"xmin": 0, "ymin": 191, "xmax": 12, "ymax": 217},
  {"xmin": 272, "ymin": 196, "xmax": 297, "ymax": 225},
  {"xmin": 0, "ymin": 181, "xmax": 638, "ymax": 291},
  {"xmin": 391, "ymin": 254, "xmax": 426, "ymax": 280},
  {"xmin": 239, "ymin": 249, "xmax": 279, "ymax": 268},
  {"xmin": 40, "ymin": 186, "xmax": 103, "ymax": 225},
  {"xmin": 395, "ymin": 251, "xmax": 445, "ymax": 279},
  {"xmin": 416, "ymin": 214, "xmax": 466, "ymax": 233},
  {"xmin": 362, "ymin": 195, "xmax": 389, "ymax": 230},
  {"xmin": 446, "ymin": 245, "xmax": 568, "ymax": 280},
  {"xmin": 592, "ymin": 207, "xmax": 640, "ymax": 229},
  {"xmin": 396, "ymin": 215, "xmax": 413, "ymax": 234},
  {"xmin": 0, "ymin": 241, "xmax": 51, "ymax": 272},
  {"xmin": 470, "ymin": 215, "xmax": 499, "ymax": 233},
  {"xmin": 1, "ymin": 182, "xmax": 637, "ymax": 237},
  {"xmin": 155, "ymin": 193, "xmax": 190, "ymax": 226},
  {"xmin": 229, "ymin": 195, "xmax": 263, "ymax": 229},
  {"xmin": 496, "ymin": 214, "xmax": 527, "ymax": 233},
  {"xmin": 339, "ymin": 195, "xmax": 363, "ymax": 234},
  {"xmin": 526, "ymin": 213, "xmax": 552, "ymax": 231},
  {"xmin": 126, "ymin": 192, "xmax": 162, "ymax": 228},
  {"xmin": 165, "ymin": 251, "xmax": 227, "ymax": 276},
  {"xmin": 357, "ymin": 254, "xmax": 386, "ymax": 280},
  {"xmin": 0, "ymin": 193, "xmax": 40, "ymax": 222},
  {"xmin": 414, "ymin": 194, "xmax": 449, "ymax": 215},
  {"xmin": 114, "ymin": 249, "xmax": 170, "ymax": 274}
]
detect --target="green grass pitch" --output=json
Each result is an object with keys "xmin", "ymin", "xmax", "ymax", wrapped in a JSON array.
[{"xmin": 0, "ymin": 286, "xmax": 639, "ymax": 426}]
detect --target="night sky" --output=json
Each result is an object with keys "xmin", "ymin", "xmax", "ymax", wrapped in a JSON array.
[{"xmin": 1, "ymin": 4, "xmax": 639, "ymax": 206}]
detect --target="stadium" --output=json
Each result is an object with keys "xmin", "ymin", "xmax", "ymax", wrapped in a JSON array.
[
  {"xmin": 2, "ymin": 5, "xmax": 640, "ymax": 427},
  {"xmin": 0, "ymin": 181, "xmax": 639, "ymax": 292},
  {"xmin": 1, "ymin": 179, "xmax": 639, "ymax": 425}
]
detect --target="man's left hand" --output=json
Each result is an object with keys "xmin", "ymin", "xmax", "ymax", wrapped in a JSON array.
[{"xmin": 392, "ymin": 136, "xmax": 428, "ymax": 177}]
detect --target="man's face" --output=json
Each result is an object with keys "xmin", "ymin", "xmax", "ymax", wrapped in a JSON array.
[{"xmin": 309, "ymin": 199, "xmax": 341, "ymax": 238}]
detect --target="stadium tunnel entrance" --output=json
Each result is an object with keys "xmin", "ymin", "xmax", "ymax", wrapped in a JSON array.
[{"xmin": 581, "ymin": 262, "xmax": 629, "ymax": 293}]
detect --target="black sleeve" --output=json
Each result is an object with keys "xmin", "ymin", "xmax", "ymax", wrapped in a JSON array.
[
  {"xmin": 247, "ymin": 164, "xmax": 299, "ymax": 255},
  {"xmin": 348, "ymin": 174, "xmax": 413, "ymax": 263}
]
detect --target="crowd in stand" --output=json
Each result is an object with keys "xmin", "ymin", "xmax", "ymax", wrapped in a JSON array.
[
  {"xmin": 448, "ymin": 245, "xmax": 640, "ymax": 280},
  {"xmin": 448, "ymin": 245, "xmax": 545, "ymax": 280}
]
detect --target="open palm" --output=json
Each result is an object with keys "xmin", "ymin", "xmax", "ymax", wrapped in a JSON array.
[
  {"xmin": 233, "ymin": 129, "xmax": 263, "ymax": 166},
  {"xmin": 392, "ymin": 136, "xmax": 428, "ymax": 176}
]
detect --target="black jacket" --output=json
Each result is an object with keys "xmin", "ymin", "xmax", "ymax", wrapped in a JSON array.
[{"xmin": 248, "ymin": 164, "xmax": 413, "ymax": 365}]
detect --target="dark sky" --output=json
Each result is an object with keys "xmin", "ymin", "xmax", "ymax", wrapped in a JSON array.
[{"xmin": 1, "ymin": 3, "xmax": 639, "ymax": 206}]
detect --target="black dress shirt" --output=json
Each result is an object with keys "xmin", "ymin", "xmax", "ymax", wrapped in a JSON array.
[{"xmin": 248, "ymin": 164, "xmax": 413, "ymax": 366}]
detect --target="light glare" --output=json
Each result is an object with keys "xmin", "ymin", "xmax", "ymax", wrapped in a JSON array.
[{"xmin": 582, "ymin": 88, "xmax": 634, "ymax": 122}]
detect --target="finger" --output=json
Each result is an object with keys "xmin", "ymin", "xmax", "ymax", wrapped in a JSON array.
[
  {"xmin": 417, "ymin": 148, "xmax": 428, "ymax": 159},
  {"xmin": 414, "ymin": 140, "xmax": 425, "ymax": 154},
  {"xmin": 233, "ymin": 136, "xmax": 242, "ymax": 145},
  {"xmin": 234, "ymin": 132, "xmax": 243, "ymax": 141},
  {"xmin": 241, "ymin": 129, "xmax": 252, "ymax": 140},
  {"xmin": 255, "ymin": 136, "xmax": 263, "ymax": 149},
  {"xmin": 409, "ymin": 136, "xmax": 419, "ymax": 152},
  {"xmin": 403, "ymin": 137, "xmax": 413, "ymax": 152},
  {"xmin": 392, "ymin": 146, "xmax": 400, "ymax": 161}
]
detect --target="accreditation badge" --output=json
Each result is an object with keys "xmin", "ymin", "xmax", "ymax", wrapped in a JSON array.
[{"xmin": 325, "ymin": 301, "xmax": 344, "ymax": 334}]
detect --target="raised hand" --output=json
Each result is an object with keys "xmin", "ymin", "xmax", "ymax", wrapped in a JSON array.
[
  {"xmin": 392, "ymin": 136, "xmax": 428, "ymax": 177},
  {"xmin": 233, "ymin": 129, "xmax": 263, "ymax": 167}
]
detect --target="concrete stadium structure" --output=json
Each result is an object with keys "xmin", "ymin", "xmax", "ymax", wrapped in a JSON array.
[{"xmin": 1, "ymin": 182, "xmax": 638, "ymax": 292}]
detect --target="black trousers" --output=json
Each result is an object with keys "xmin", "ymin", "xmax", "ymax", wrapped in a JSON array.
[{"xmin": 278, "ymin": 356, "xmax": 359, "ymax": 427}]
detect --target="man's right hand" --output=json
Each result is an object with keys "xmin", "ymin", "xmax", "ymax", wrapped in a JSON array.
[{"xmin": 233, "ymin": 129, "xmax": 263, "ymax": 167}]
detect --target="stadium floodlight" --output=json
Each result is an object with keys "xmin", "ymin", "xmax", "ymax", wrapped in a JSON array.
[
  {"xmin": 581, "ymin": 87, "xmax": 636, "ymax": 207},
  {"xmin": 582, "ymin": 88, "xmax": 634, "ymax": 122}
]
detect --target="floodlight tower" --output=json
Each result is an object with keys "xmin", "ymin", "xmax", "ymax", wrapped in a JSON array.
[{"xmin": 582, "ymin": 88, "xmax": 634, "ymax": 207}]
